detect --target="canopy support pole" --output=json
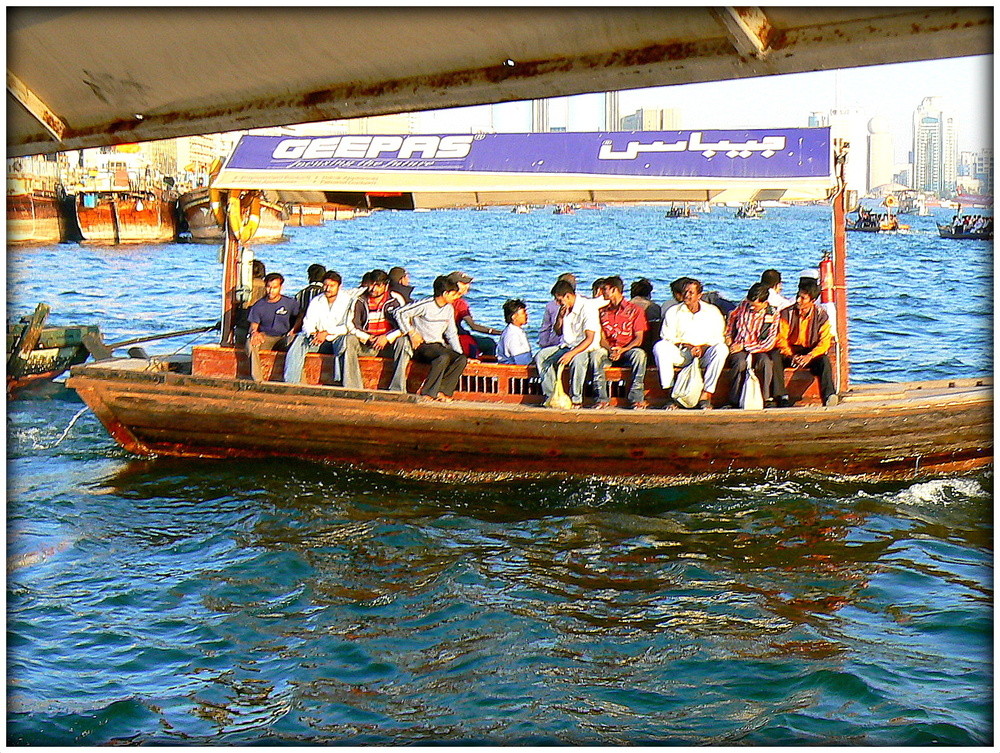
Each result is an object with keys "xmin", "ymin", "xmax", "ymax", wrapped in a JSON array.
[
  {"xmin": 832, "ymin": 141, "xmax": 850, "ymax": 392},
  {"xmin": 220, "ymin": 219, "xmax": 240, "ymax": 347}
]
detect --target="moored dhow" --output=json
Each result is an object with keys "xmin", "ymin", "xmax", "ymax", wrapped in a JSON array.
[
  {"xmin": 75, "ymin": 188, "xmax": 178, "ymax": 244},
  {"xmin": 178, "ymin": 187, "xmax": 287, "ymax": 243}
]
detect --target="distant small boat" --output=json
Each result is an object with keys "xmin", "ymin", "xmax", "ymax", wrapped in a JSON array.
[
  {"xmin": 938, "ymin": 223, "xmax": 993, "ymax": 240},
  {"xmin": 511, "ymin": 204, "xmax": 530, "ymax": 214},
  {"xmin": 285, "ymin": 204, "xmax": 325, "ymax": 226},
  {"xmin": 553, "ymin": 204, "xmax": 575, "ymax": 215},
  {"xmin": 846, "ymin": 210, "xmax": 908, "ymax": 233},
  {"xmin": 735, "ymin": 201, "xmax": 765, "ymax": 219},
  {"xmin": 665, "ymin": 204, "xmax": 696, "ymax": 218}
]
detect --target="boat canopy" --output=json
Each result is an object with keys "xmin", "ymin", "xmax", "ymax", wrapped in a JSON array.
[
  {"xmin": 8, "ymin": 7, "xmax": 991, "ymax": 157},
  {"xmin": 212, "ymin": 129, "xmax": 834, "ymax": 205}
]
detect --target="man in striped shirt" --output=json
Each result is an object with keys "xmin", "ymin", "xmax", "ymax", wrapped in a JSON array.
[
  {"xmin": 724, "ymin": 282, "xmax": 779, "ymax": 407},
  {"xmin": 342, "ymin": 269, "xmax": 407, "ymax": 390}
]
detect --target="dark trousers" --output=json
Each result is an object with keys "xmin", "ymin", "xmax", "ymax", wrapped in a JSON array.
[
  {"xmin": 726, "ymin": 350, "xmax": 774, "ymax": 406},
  {"xmin": 771, "ymin": 349, "xmax": 836, "ymax": 402},
  {"xmin": 413, "ymin": 342, "xmax": 467, "ymax": 397}
]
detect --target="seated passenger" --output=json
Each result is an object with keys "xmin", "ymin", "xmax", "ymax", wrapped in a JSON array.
[
  {"xmin": 630, "ymin": 278, "xmax": 662, "ymax": 352},
  {"xmin": 724, "ymin": 282, "xmax": 779, "ymax": 407},
  {"xmin": 394, "ymin": 275, "xmax": 469, "ymax": 402},
  {"xmin": 597, "ymin": 276, "xmax": 649, "ymax": 409},
  {"xmin": 538, "ymin": 273, "xmax": 578, "ymax": 348},
  {"xmin": 295, "ymin": 263, "xmax": 327, "ymax": 312},
  {"xmin": 283, "ymin": 270, "xmax": 354, "ymax": 384},
  {"xmin": 497, "ymin": 299, "xmax": 533, "ymax": 365},
  {"xmin": 534, "ymin": 279, "xmax": 603, "ymax": 409},
  {"xmin": 388, "ymin": 266, "xmax": 414, "ymax": 304},
  {"xmin": 342, "ymin": 269, "xmax": 407, "ymax": 390},
  {"xmin": 448, "ymin": 270, "xmax": 501, "ymax": 358},
  {"xmin": 760, "ymin": 268, "xmax": 793, "ymax": 310},
  {"xmin": 234, "ymin": 259, "xmax": 267, "ymax": 346},
  {"xmin": 772, "ymin": 279, "xmax": 838, "ymax": 407},
  {"xmin": 653, "ymin": 278, "xmax": 729, "ymax": 409},
  {"xmin": 245, "ymin": 272, "xmax": 300, "ymax": 382}
]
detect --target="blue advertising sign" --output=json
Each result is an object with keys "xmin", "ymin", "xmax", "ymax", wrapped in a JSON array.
[{"xmin": 225, "ymin": 129, "xmax": 831, "ymax": 180}]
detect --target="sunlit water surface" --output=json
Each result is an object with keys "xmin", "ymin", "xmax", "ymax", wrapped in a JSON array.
[{"xmin": 7, "ymin": 206, "xmax": 992, "ymax": 744}]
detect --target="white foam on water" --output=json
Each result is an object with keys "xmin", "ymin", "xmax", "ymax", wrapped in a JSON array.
[{"xmin": 890, "ymin": 477, "xmax": 986, "ymax": 507}]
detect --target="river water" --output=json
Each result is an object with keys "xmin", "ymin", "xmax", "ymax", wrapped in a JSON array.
[{"xmin": 7, "ymin": 205, "xmax": 992, "ymax": 744}]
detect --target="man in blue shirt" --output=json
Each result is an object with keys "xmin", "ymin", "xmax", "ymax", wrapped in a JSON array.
[{"xmin": 246, "ymin": 272, "xmax": 300, "ymax": 381}]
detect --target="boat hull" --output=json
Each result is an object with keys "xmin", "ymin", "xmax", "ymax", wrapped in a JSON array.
[
  {"xmin": 6, "ymin": 191, "xmax": 67, "ymax": 244},
  {"xmin": 178, "ymin": 188, "xmax": 286, "ymax": 243},
  {"xmin": 67, "ymin": 362, "xmax": 992, "ymax": 480},
  {"xmin": 8, "ymin": 324, "xmax": 100, "ymax": 395},
  {"xmin": 76, "ymin": 191, "xmax": 178, "ymax": 244}
]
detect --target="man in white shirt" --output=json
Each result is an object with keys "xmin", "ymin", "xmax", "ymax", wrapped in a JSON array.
[
  {"xmin": 497, "ymin": 299, "xmax": 533, "ymax": 365},
  {"xmin": 283, "ymin": 270, "xmax": 356, "ymax": 384},
  {"xmin": 653, "ymin": 278, "xmax": 729, "ymax": 409},
  {"xmin": 534, "ymin": 279, "xmax": 605, "ymax": 408}
]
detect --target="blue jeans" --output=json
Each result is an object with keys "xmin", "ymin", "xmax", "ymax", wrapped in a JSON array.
[
  {"xmin": 596, "ymin": 346, "xmax": 647, "ymax": 404},
  {"xmin": 535, "ymin": 345, "xmax": 597, "ymax": 404}
]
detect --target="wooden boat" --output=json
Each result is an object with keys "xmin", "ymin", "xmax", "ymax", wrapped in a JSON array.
[
  {"xmin": 75, "ymin": 188, "xmax": 178, "ymax": 244},
  {"xmin": 177, "ymin": 187, "xmax": 287, "ymax": 243},
  {"xmin": 68, "ymin": 354, "xmax": 991, "ymax": 478},
  {"xmin": 937, "ymin": 224, "xmax": 993, "ymax": 240},
  {"xmin": 6, "ymin": 186, "xmax": 67, "ymax": 244},
  {"xmin": 665, "ymin": 204, "xmax": 696, "ymax": 218},
  {"xmin": 286, "ymin": 204, "xmax": 325, "ymax": 226},
  {"xmin": 735, "ymin": 201, "xmax": 764, "ymax": 219},
  {"xmin": 846, "ymin": 211, "xmax": 908, "ymax": 233},
  {"xmin": 553, "ymin": 204, "xmax": 576, "ymax": 214},
  {"xmin": 8, "ymin": 303, "xmax": 99, "ymax": 396},
  {"xmin": 10, "ymin": 7, "xmax": 989, "ymax": 479}
]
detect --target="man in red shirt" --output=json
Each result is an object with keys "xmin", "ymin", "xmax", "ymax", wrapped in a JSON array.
[{"xmin": 597, "ymin": 276, "xmax": 649, "ymax": 409}]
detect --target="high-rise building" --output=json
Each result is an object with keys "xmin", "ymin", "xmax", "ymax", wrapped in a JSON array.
[
  {"xmin": 973, "ymin": 148, "xmax": 993, "ymax": 195},
  {"xmin": 604, "ymin": 91, "xmax": 620, "ymax": 132},
  {"xmin": 619, "ymin": 108, "xmax": 680, "ymax": 131},
  {"xmin": 911, "ymin": 96, "xmax": 957, "ymax": 196},
  {"xmin": 825, "ymin": 106, "xmax": 869, "ymax": 193},
  {"xmin": 531, "ymin": 99, "xmax": 550, "ymax": 133},
  {"xmin": 866, "ymin": 117, "xmax": 895, "ymax": 191}
]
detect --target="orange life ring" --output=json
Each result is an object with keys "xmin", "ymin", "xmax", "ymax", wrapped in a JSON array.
[{"xmin": 210, "ymin": 188, "xmax": 226, "ymax": 226}]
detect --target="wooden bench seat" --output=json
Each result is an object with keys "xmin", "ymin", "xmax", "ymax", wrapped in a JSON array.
[{"xmin": 192, "ymin": 345, "xmax": 831, "ymax": 407}]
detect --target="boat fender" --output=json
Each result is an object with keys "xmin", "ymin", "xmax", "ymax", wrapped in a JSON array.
[
  {"xmin": 210, "ymin": 188, "xmax": 227, "ymax": 226},
  {"xmin": 227, "ymin": 191, "xmax": 261, "ymax": 243},
  {"xmin": 819, "ymin": 253, "xmax": 834, "ymax": 304}
]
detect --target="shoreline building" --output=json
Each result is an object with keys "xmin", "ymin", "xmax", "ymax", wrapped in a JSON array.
[
  {"xmin": 531, "ymin": 99, "xmax": 550, "ymax": 133},
  {"xmin": 811, "ymin": 107, "xmax": 869, "ymax": 193},
  {"xmin": 604, "ymin": 91, "xmax": 620, "ymax": 132},
  {"xmin": 866, "ymin": 117, "xmax": 895, "ymax": 192},
  {"xmin": 620, "ymin": 107, "xmax": 680, "ymax": 131},
  {"xmin": 911, "ymin": 96, "xmax": 957, "ymax": 196}
]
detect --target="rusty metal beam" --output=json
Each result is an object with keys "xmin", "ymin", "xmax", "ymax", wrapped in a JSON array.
[
  {"xmin": 714, "ymin": 7, "xmax": 773, "ymax": 59},
  {"xmin": 7, "ymin": 69, "xmax": 67, "ymax": 142}
]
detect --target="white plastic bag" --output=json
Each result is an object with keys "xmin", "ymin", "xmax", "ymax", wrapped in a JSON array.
[
  {"xmin": 740, "ymin": 368, "xmax": 764, "ymax": 410},
  {"xmin": 545, "ymin": 363, "xmax": 574, "ymax": 409},
  {"xmin": 672, "ymin": 360, "xmax": 704, "ymax": 408}
]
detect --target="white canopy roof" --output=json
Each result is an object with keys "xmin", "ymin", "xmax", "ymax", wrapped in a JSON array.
[{"xmin": 8, "ymin": 7, "xmax": 992, "ymax": 157}]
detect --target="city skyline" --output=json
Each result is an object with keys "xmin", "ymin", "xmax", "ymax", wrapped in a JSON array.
[{"xmin": 416, "ymin": 54, "xmax": 993, "ymax": 164}]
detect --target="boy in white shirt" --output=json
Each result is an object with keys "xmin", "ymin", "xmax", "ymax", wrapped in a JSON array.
[
  {"xmin": 496, "ymin": 299, "xmax": 532, "ymax": 365},
  {"xmin": 534, "ymin": 279, "xmax": 605, "ymax": 408}
]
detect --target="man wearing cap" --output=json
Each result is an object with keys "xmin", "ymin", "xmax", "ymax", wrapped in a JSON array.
[{"xmin": 447, "ymin": 270, "xmax": 501, "ymax": 357}]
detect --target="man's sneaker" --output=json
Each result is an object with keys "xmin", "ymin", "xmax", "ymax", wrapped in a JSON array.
[
  {"xmin": 824, "ymin": 394, "xmax": 840, "ymax": 407},
  {"xmin": 695, "ymin": 399, "xmax": 713, "ymax": 410},
  {"xmin": 774, "ymin": 396, "xmax": 792, "ymax": 408}
]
